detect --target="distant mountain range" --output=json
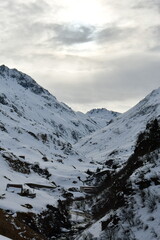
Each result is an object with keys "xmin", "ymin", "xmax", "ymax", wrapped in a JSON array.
[{"xmin": 0, "ymin": 65, "xmax": 160, "ymax": 240}]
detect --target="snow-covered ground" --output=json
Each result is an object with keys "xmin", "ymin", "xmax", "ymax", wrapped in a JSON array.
[
  {"xmin": 0, "ymin": 236, "xmax": 11, "ymax": 240},
  {"xmin": 0, "ymin": 65, "xmax": 160, "ymax": 239}
]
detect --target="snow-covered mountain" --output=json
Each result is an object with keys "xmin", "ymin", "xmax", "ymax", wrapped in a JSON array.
[
  {"xmin": 0, "ymin": 65, "xmax": 160, "ymax": 240},
  {"xmin": 76, "ymin": 87, "xmax": 160, "ymax": 169},
  {"xmin": 0, "ymin": 65, "xmax": 105, "ymax": 143},
  {"xmin": 77, "ymin": 118, "xmax": 160, "ymax": 240},
  {"xmin": 74, "ymin": 88, "xmax": 160, "ymax": 240},
  {"xmin": 0, "ymin": 65, "xmax": 107, "ymax": 199},
  {"xmin": 86, "ymin": 108, "xmax": 120, "ymax": 128},
  {"xmin": 0, "ymin": 65, "xmax": 105, "ymax": 239}
]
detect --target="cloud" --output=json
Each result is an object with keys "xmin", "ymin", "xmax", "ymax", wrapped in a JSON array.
[
  {"xmin": 132, "ymin": 0, "xmax": 160, "ymax": 10},
  {"xmin": 40, "ymin": 53, "xmax": 160, "ymax": 112},
  {"xmin": 95, "ymin": 25, "xmax": 135, "ymax": 43},
  {"xmin": 50, "ymin": 24, "xmax": 95, "ymax": 45},
  {"xmin": 147, "ymin": 25, "xmax": 160, "ymax": 51},
  {"xmin": 1, "ymin": 0, "xmax": 49, "ymax": 16},
  {"xmin": 0, "ymin": 1, "xmax": 49, "ymax": 39},
  {"xmin": 0, "ymin": 1, "xmax": 51, "ymax": 60}
]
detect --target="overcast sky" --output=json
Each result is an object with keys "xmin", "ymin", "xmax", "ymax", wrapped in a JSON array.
[{"xmin": 0, "ymin": 0, "xmax": 160, "ymax": 113}]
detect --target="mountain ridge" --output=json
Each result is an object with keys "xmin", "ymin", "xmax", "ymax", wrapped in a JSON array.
[{"xmin": 0, "ymin": 65, "xmax": 160, "ymax": 240}]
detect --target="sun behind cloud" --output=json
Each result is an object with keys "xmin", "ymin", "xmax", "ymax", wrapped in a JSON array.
[{"xmin": 57, "ymin": 0, "xmax": 113, "ymax": 26}]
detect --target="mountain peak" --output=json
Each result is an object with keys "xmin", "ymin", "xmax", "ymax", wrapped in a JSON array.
[
  {"xmin": 87, "ymin": 108, "xmax": 109, "ymax": 114},
  {"xmin": 86, "ymin": 108, "xmax": 120, "ymax": 127},
  {"xmin": 0, "ymin": 64, "xmax": 10, "ymax": 73},
  {"xmin": 0, "ymin": 65, "xmax": 45, "ymax": 95},
  {"xmin": 87, "ymin": 107, "xmax": 120, "ymax": 115}
]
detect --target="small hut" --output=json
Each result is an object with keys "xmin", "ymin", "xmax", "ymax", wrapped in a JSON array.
[{"xmin": 6, "ymin": 184, "xmax": 36, "ymax": 198}]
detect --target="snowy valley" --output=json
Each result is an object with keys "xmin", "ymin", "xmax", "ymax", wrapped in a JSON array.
[{"xmin": 0, "ymin": 65, "xmax": 160, "ymax": 240}]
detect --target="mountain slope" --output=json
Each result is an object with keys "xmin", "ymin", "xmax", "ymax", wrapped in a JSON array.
[
  {"xmin": 0, "ymin": 65, "xmax": 103, "ymax": 143},
  {"xmin": 76, "ymin": 118, "xmax": 160, "ymax": 240},
  {"xmin": 0, "ymin": 65, "xmax": 110, "ymax": 239},
  {"xmin": 0, "ymin": 65, "xmax": 107, "ymax": 206},
  {"xmin": 75, "ymin": 87, "xmax": 160, "ymax": 169},
  {"xmin": 72, "ymin": 87, "xmax": 160, "ymax": 239}
]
